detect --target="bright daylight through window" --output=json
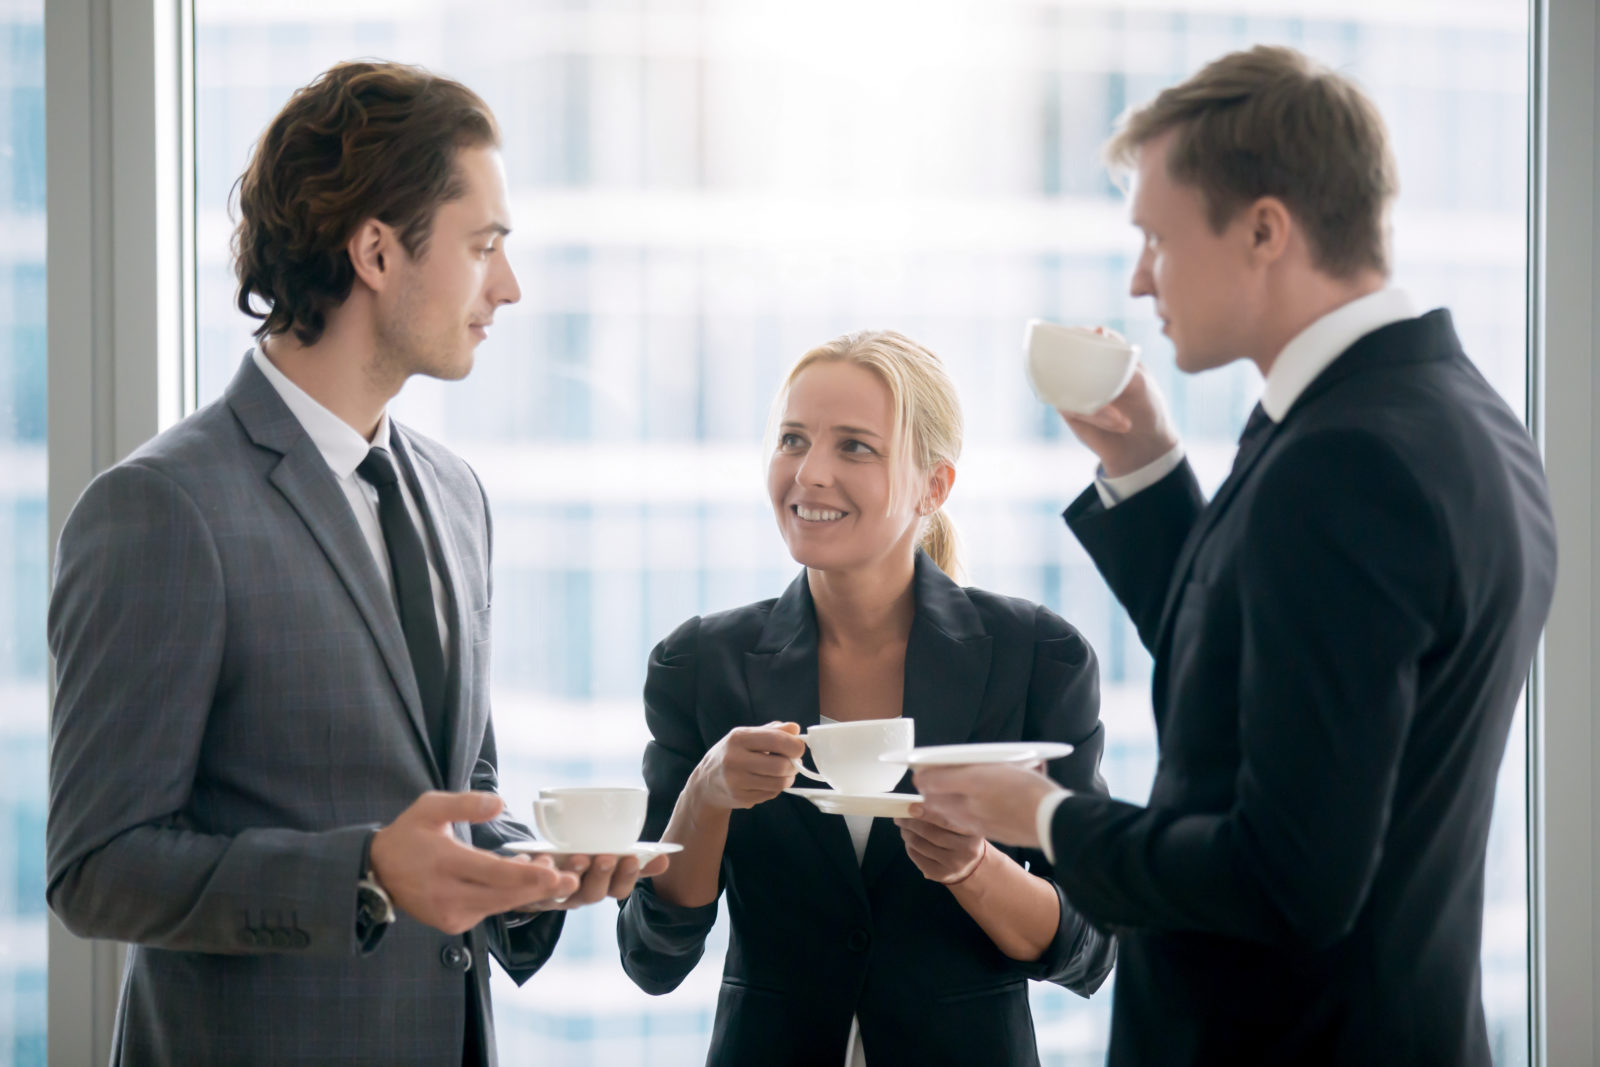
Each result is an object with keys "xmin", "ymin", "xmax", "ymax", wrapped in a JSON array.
[{"xmin": 0, "ymin": 0, "xmax": 1506, "ymax": 1064}]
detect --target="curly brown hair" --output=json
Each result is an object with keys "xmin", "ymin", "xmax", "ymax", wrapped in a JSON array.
[{"xmin": 231, "ymin": 61, "xmax": 500, "ymax": 346}]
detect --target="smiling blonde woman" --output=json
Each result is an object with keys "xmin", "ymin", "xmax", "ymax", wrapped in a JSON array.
[{"xmin": 616, "ymin": 330, "xmax": 1116, "ymax": 1066}]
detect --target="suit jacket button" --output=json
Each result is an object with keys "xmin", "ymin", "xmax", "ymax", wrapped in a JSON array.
[
  {"xmin": 270, "ymin": 929, "xmax": 291, "ymax": 948},
  {"xmin": 238, "ymin": 929, "xmax": 256, "ymax": 947},
  {"xmin": 291, "ymin": 930, "xmax": 310, "ymax": 949},
  {"xmin": 847, "ymin": 929, "xmax": 871, "ymax": 953},
  {"xmin": 441, "ymin": 944, "xmax": 472, "ymax": 972}
]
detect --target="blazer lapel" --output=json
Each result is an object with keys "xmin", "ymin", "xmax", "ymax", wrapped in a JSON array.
[
  {"xmin": 1151, "ymin": 414, "xmax": 1285, "ymax": 663},
  {"xmin": 226, "ymin": 357, "xmax": 444, "ymax": 786},
  {"xmin": 862, "ymin": 553, "xmax": 992, "ymax": 888},
  {"xmin": 392, "ymin": 433, "xmax": 474, "ymax": 790},
  {"xmin": 743, "ymin": 572, "xmax": 869, "ymax": 902}
]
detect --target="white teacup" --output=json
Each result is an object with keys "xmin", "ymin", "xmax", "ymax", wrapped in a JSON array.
[
  {"xmin": 792, "ymin": 718, "xmax": 913, "ymax": 795},
  {"xmin": 1024, "ymin": 320, "xmax": 1139, "ymax": 415},
  {"xmin": 532, "ymin": 786, "xmax": 647, "ymax": 852}
]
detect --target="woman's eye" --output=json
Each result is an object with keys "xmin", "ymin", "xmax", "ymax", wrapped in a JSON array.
[
  {"xmin": 842, "ymin": 439, "xmax": 875, "ymax": 455},
  {"xmin": 779, "ymin": 433, "xmax": 805, "ymax": 449}
]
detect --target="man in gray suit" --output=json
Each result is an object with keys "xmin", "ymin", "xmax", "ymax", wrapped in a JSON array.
[{"xmin": 46, "ymin": 61, "xmax": 663, "ymax": 1065}]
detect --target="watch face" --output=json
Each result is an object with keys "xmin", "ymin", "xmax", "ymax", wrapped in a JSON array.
[{"xmin": 358, "ymin": 881, "xmax": 395, "ymax": 925}]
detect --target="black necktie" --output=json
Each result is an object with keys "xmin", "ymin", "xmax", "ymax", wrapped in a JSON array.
[
  {"xmin": 1228, "ymin": 402, "xmax": 1274, "ymax": 479},
  {"xmin": 357, "ymin": 446, "xmax": 449, "ymax": 768}
]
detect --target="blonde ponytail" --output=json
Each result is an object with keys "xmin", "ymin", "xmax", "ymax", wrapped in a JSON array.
[{"xmin": 918, "ymin": 508, "xmax": 965, "ymax": 583}]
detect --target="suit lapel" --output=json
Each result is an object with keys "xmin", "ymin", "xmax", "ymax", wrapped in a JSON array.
[
  {"xmin": 862, "ymin": 553, "xmax": 992, "ymax": 888},
  {"xmin": 226, "ymin": 357, "xmax": 444, "ymax": 786},
  {"xmin": 1151, "ymin": 413, "xmax": 1285, "ymax": 664},
  {"xmin": 392, "ymin": 433, "xmax": 474, "ymax": 790},
  {"xmin": 743, "ymin": 572, "xmax": 869, "ymax": 902}
]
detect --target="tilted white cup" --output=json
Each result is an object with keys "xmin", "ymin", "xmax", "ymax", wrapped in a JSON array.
[
  {"xmin": 1024, "ymin": 320, "xmax": 1139, "ymax": 416},
  {"xmin": 532, "ymin": 786, "xmax": 647, "ymax": 852},
  {"xmin": 791, "ymin": 718, "xmax": 913, "ymax": 795}
]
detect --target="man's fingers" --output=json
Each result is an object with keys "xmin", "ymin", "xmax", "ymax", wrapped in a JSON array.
[
  {"xmin": 405, "ymin": 790, "xmax": 505, "ymax": 827},
  {"xmin": 638, "ymin": 854, "xmax": 671, "ymax": 878},
  {"xmin": 446, "ymin": 841, "xmax": 573, "ymax": 891}
]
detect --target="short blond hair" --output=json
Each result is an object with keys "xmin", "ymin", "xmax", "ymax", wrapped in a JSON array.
[
  {"xmin": 1104, "ymin": 45, "xmax": 1398, "ymax": 278},
  {"xmin": 772, "ymin": 331, "xmax": 965, "ymax": 582}
]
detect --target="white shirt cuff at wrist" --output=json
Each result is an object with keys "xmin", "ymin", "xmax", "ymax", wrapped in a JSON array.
[
  {"xmin": 1035, "ymin": 789, "xmax": 1072, "ymax": 866},
  {"xmin": 1093, "ymin": 443, "xmax": 1186, "ymax": 509}
]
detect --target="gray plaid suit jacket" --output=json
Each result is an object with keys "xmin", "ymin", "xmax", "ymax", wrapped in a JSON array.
[{"xmin": 46, "ymin": 355, "xmax": 562, "ymax": 1066}]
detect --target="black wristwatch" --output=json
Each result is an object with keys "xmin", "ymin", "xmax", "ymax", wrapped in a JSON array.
[{"xmin": 356, "ymin": 833, "xmax": 396, "ymax": 951}]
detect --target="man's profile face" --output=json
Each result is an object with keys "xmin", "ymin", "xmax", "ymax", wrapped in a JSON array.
[
  {"xmin": 376, "ymin": 145, "xmax": 521, "ymax": 382},
  {"xmin": 1126, "ymin": 130, "xmax": 1259, "ymax": 375}
]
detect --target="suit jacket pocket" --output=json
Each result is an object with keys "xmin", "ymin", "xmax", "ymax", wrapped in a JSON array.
[{"xmin": 934, "ymin": 980, "xmax": 1025, "ymax": 1005}]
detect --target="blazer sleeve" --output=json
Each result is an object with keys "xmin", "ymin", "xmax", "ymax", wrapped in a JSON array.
[
  {"xmin": 46, "ymin": 462, "xmax": 374, "ymax": 957},
  {"xmin": 616, "ymin": 615, "xmax": 721, "ymax": 995},
  {"xmin": 1049, "ymin": 431, "xmax": 1447, "ymax": 950},
  {"xmin": 998, "ymin": 607, "xmax": 1116, "ymax": 995},
  {"xmin": 469, "ymin": 721, "xmax": 566, "ymax": 983},
  {"xmin": 1065, "ymin": 459, "xmax": 1206, "ymax": 652}
]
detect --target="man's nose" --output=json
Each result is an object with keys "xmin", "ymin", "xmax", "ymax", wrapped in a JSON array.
[{"xmin": 494, "ymin": 258, "xmax": 522, "ymax": 307}]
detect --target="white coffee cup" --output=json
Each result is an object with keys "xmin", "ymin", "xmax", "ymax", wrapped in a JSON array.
[
  {"xmin": 532, "ymin": 786, "xmax": 647, "ymax": 852},
  {"xmin": 1024, "ymin": 320, "xmax": 1139, "ymax": 415},
  {"xmin": 791, "ymin": 718, "xmax": 913, "ymax": 795}
]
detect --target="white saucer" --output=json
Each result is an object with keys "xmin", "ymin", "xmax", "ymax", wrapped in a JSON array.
[
  {"xmin": 784, "ymin": 787, "xmax": 922, "ymax": 818},
  {"xmin": 503, "ymin": 841, "xmax": 684, "ymax": 861},
  {"xmin": 880, "ymin": 741, "xmax": 1074, "ymax": 767}
]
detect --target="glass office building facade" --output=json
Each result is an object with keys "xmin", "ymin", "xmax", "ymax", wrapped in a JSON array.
[
  {"xmin": 0, "ymin": 0, "xmax": 48, "ymax": 1062},
  {"xmin": 0, "ymin": 2, "xmax": 1530, "ymax": 1065}
]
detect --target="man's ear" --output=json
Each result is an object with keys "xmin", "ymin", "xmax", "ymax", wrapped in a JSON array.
[
  {"xmin": 347, "ymin": 219, "xmax": 395, "ymax": 292},
  {"xmin": 1245, "ymin": 196, "xmax": 1293, "ymax": 266}
]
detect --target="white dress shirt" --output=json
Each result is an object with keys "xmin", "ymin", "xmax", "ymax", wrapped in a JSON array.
[
  {"xmin": 251, "ymin": 347, "xmax": 452, "ymax": 660},
  {"xmin": 819, "ymin": 713, "xmax": 874, "ymax": 1067},
  {"xmin": 1047, "ymin": 289, "xmax": 1418, "ymax": 861}
]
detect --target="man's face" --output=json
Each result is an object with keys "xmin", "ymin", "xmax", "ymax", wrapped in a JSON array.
[
  {"xmin": 376, "ymin": 145, "xmax": 521, "ymax": 382},
  {"xmin": 1127, "ymin": 130, "xmax": 1261, "ymax": 374}
]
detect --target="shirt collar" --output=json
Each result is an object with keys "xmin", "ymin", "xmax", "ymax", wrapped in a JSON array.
[
  {"xmin": 1260, "ymin": 288, "xmax": 1416, "ymax": 422},
  {"xmin": 250, "ymin": 346, "xmax": 391, "ymax": 479}
]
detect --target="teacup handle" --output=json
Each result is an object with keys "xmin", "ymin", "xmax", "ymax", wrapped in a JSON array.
[
  {"xmin": 532, "ymin": 797, "xmax": 562, "ymax": 816},
  {"xmin": 790, "ymin": 757, "xmax": 831, "ymax": 786}
]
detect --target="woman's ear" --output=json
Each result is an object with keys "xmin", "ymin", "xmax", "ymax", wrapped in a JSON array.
[
  {"xmin": 921, "ymin": 462, "xmax": 956, "ymax": 514},
  {"xmin": 347, "ymin": 219, "xmax": 396, "ymax": 292}
]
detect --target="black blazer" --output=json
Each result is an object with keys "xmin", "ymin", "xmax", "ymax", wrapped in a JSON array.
[
  {"xmin": 617, "ymin": 551, "xmax": 1115, "ymax": 1066},
  {"xmin": 1054, "ymin": 311, "xmax": 1557, "ymax": 1066}
]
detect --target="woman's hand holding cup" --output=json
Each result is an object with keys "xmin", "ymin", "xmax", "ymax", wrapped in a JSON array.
[{"xmin": 688, "ymin": 721, "xmax": 805, "ymax": 812}]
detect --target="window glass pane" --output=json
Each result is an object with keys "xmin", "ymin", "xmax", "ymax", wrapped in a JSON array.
[
  {"xmin": 193, "ymin": 3, "xmax": 1531, "ymax": 1063},
  {"xmin": 0, "ymin": 1, "xmax": 48, "ymax": 1064}
]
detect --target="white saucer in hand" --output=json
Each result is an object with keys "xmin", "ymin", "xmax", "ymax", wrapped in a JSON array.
[
  {"xmin": 784, "ymin": 787, "xmax": 922, "ymax": 819},
  {"xmin": 880, "ymin": 741, "xmax": 1074, "ymax": 767},
  {"xmin": 503, "ymin": 840, "xmax": 683, "ymax": 862}
]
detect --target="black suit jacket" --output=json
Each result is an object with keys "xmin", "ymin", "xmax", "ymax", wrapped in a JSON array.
[
  {"xmin": 1054, "ymin": 311, "xmax": 1556, "ymax": 1065},
  {"xmin": 617, "ymin": 551, "xmax": 1116, "ymax": 1066}
]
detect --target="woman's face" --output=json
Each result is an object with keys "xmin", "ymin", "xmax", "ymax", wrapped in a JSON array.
[{"xmin": 768, "ymin": 361, "xmax": 928, "ymax": 574}]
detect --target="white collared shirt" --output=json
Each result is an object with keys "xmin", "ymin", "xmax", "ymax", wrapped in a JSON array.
[
  {"xmin": 251, "ymin": 347, "xmax": 451, "ymax": 659},
  {"xmin": 1053, "ymin": 290, "xmax": 1419, "ymax": 861}
]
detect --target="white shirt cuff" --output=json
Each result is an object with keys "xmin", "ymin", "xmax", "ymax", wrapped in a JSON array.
[
  {"xmin": 1093, "ymin": 443, "xmax": 1186, "ymax": 509},
  {"xmin": 1035, "ymin": 789, "xmax": 1072, "ymax": 865}
]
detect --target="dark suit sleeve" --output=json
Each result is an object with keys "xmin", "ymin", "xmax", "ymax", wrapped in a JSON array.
[
  {"xmin": 617, "ymin": 616, "xmax": 721, "ymax": 995},
  {"xmin": 1065, "ymin": 460, "xmax": 1206, "ymax": 652},
  {"xmin": 1050, "ymin": 431, "xmax": 1446, "ymax": 950},
  {"xmin": 469, "ymin": 721, "xmax": 566, "ymax": 983},
  {"xmin": 1000, "ymin": 608, "xmax": 1116, "ymax": 994},
  {"xmin": 46, "ymin": 463, "xmax": 374, "ymax": 957}
]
